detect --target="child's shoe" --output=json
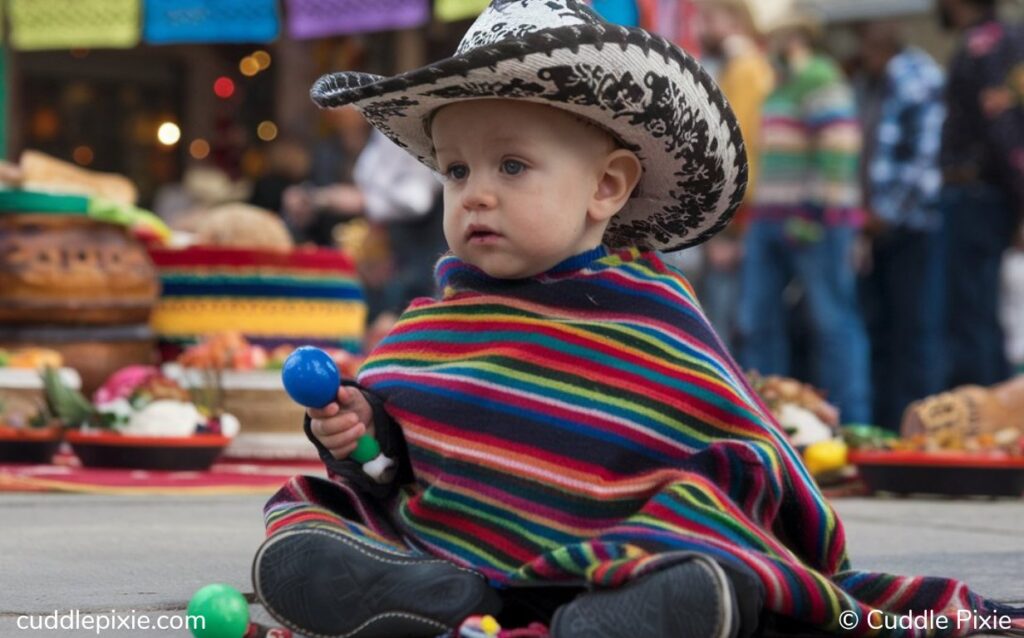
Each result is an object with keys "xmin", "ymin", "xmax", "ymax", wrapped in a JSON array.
[
  {"xmin": 252, "ymin": 526, "xmax": 500, "ymax": 638},
  {"xmin": 549, "ymin": 555, "xmax": 739, "ymax": 638}
]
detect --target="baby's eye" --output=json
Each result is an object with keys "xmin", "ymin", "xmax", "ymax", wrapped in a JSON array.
[
  {"xmin": 444, "ymin": 163, "xmax": 469, "ymax": 181},
  {"xmin": 501, "ymin": 159, "xmax": 526, "ymax": 176}
]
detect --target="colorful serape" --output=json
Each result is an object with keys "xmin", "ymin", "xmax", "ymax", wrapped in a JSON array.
[
  {"xmin": 148, "ymin": 246, "xmax": 366, "ymax": 356},
  {"xmin": 266, "ymin": 247, "xmax": 1024, "ymax": 636}
]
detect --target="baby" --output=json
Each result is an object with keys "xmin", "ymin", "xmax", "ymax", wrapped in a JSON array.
[{"xmin": 253, "ymin": 2, "xmax": 1024, "ymax": 638}]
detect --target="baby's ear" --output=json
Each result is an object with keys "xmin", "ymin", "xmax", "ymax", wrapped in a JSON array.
[{"xmin": 590, "ymin": 149, "xmax": 642, "ymax": 222}]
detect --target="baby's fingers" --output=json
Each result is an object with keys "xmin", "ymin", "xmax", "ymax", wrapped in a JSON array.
[
  {"xmin": 336, "ymin": 386, "xmax": 362, "ymax": 409},
  {"xmin": 321, "ymin": 423, "xmax": 367, "ymax": 458},
  {"xmin": 311, "ymin": 412, "xmax": 360, "ymax": 438},
  {"xmin": 307, "ymin": 402, "xmax": 340, "ymax": 419}
]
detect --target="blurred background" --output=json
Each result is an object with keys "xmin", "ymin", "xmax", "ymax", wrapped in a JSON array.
[
  {"xmin": 0, "ymin": 0, "xmax": 1023, "ymax": 455},
  {"xmin": 6, "ymin": 0, "xmax": 1015, "ymax": 207}
]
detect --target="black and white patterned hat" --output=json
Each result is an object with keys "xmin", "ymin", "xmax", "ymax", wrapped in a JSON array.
[{"xmin": 311, "ymin": 0, "xmax": 747, "ymax": 252}]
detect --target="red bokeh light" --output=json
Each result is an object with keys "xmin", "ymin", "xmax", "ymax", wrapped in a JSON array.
[{"xmin": 213, "ymin": 76, "xmax": 235, "ymax": 99}]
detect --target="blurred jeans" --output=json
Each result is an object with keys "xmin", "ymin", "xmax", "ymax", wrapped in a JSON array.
[
  {"xmin": 699, "ymin": 264, "xmax": 741, "ymax": 354},
  {"xmin": 942, "ymin": 183, "xmax": 1015, "ymax": 388},
  {"xmin": 861, "ymin": 227, "xmax": 945, "ymax": 431},
  {"xmin": 738, "ymin": 220, "xmax": 871, "ymax": 424}
]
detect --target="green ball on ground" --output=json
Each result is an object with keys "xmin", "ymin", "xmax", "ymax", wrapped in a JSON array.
[{"xmin": 188, "ymin": 584, "xmax": 250, "ymax": 638}]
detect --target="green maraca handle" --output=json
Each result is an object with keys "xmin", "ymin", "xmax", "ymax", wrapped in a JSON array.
[{"xmin": 352, "ymin": 433, "xmax": 396, "ymax": 483}]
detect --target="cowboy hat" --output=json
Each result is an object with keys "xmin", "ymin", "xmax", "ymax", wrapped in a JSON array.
[{"xmin": 311, "ymin": 0, "xmax": 747, "ymax": 252}]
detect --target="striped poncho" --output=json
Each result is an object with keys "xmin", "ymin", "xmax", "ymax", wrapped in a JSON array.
[{"xmin": 266, "ymin": 246, "xmax": 1023, "ymax": 637}]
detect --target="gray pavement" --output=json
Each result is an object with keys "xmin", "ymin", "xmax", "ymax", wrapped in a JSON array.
[{"xmin": 0, "ymin": 493, "xmax": 1021, "ymax": 637}]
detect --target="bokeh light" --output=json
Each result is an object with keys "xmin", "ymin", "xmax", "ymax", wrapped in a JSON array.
[
  {"xmin": 189, "ymin": 138, "xmax": 211, "ymax": 160},
  {"xmin": 239, "ymin": 56, "xmax": 260, "ymax": 77},
  {"xmin": 72, "ymin": 146, "xmax": 94, "ymax": 166},
  {"xmin": 213, "ymin": 76, "xmax": 235, "ymax": 99},
  {"xmin": 157, "ymin": 122, "xmax": 181, "ymax": 146},
  {"xmin": 256, "ymin": 121, "xmax": 278, "ymax": 142},
  {"xmin": 31, "ymin": 108, "xmax": 60, "ymax": 141},
  {"xmin": 252, "ymin": 50, "xmax": 271, "ymax": 70}
]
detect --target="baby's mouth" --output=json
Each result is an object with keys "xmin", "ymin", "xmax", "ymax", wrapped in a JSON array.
[{"xmin": 466, "ymin": 227, "xmax": 501, "ymax": 243}]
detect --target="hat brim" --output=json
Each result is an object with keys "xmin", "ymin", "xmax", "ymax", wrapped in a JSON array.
[{"xmin": 312, "ymin": 24, "xmax": 747, "ymax": 252}]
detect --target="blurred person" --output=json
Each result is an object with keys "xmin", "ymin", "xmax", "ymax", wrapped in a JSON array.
[
  {"xmin": 855, "ymin": 21, "xmax": 946, "ymax": 431},
  {"xmin": 352, "ymin": 129, "xmax": 446, "ymax": 317},
  {"xmin": 283, "ymin": 106, "xmax": 372, "ymax": 245},
  {"xmin": 696, "ymin": 0, "xmax": 775, "ymax": 350},
  {"xmin": 938, "ymin": 0, "xmax": 1024, "ymax": 388},
  {"xmin": 249, "ymin": 137, "xmax": 312, "ymax": 216},
  {"xmin": 737, "ymin": 9, "xmax": 871, "ymax": 424}
]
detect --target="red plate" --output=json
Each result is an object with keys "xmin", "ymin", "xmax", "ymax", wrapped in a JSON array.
[
  {"xmin": 849, "ymin": 450, "xmax": 1024, "ymax": 497},
  {"xmin": 66, "ymin": 431, "xmax": 230, "ymax": 471}
]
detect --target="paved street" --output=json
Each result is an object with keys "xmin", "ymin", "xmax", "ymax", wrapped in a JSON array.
[{"xmin": 1, "ymin": 493, "xmax": 1021, "ymax": 637}]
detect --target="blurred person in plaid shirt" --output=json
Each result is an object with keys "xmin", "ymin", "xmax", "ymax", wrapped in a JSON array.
[
  {"xmin": 938, "ymin": 0, "xmax": 1024, "ymax": 389},
  {"xmin": 855, "ymin": 20, "xmax": 946, "ymax": 431}
]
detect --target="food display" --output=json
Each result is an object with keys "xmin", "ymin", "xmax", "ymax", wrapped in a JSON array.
[
  {"xmin": 0, "ymin": 347, "xmax": 63, "ymax": 371},
  {"xmin": 175, "ymin": 332, "xmax": 362, "ymax": 377},
  {"xmin": 0, "ymin": 152, "xmax": 167, "ymax": 395},
  {"xmin": 748, "ymin": 373, "xmax": 849, "ymax": 479},
  {"xmin": 844, "ymin": 379, "xmax": 1024, "ymax": 497},
  {"xmin": 42, "ymin": 365, "xmax": 237, "ymax": 438},
  {"xmin": 748, "ymin": 373, "xmax": 839, "ymax": 446},
  {"xmin": 900, "ymin": 382, "xmax": 1024, "ymax": 455},
  {"xmin": 0, "ymin": 151, "xmax": 371, "ymax": 468},
  {"xmin": 39, "ymin": 365, "xmax": 237, "ymax": 470},
  {"xmin": 166, "ymin": 332, "xmax": 364, "ymax": 460},
  {"xmin": 0, "ymin": 389, "xmax": 64, "ymax": 464}
]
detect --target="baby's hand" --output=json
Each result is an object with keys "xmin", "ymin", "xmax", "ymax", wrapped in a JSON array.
[{"xmin": 308, "ymin": 386, "xmax": 375, "ymax": 460}]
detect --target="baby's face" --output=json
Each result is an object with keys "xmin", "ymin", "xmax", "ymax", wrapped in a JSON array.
[{"xmin": 432, "ymin": 100, "xmax": 617, "ymax": 279}]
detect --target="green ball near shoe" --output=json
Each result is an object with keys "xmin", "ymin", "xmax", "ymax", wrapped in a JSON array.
[{"xmin": 188, "ymin": 584, "xmax": 249, "ymax": 638}]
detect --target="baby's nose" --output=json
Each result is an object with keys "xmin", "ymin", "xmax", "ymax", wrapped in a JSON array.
[{"xmin": 461, "ymin": 175, "xmax": 498, "ymax": 210}]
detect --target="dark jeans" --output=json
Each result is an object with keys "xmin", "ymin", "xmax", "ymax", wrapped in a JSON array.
[
  {"xmin": 738, "ymin": 220, "xmax": 872, "ymax": 424},
  {"xmin": 942, "ymin": 183, "xmax": 1016, "ymax": 388},
  {"xmin": 860, "ymin": 227, "xmax": 944, "ymax": 431}
]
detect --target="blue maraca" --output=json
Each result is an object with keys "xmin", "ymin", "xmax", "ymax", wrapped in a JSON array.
[{"xmin": 282, "ymin": 346, "xmax": 394, "ymax": 483}]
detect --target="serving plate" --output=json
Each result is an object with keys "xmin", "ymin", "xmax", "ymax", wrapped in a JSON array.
[{"xmin": 849, "ymin": 450, "xmax": 1024, "ymax": 497}]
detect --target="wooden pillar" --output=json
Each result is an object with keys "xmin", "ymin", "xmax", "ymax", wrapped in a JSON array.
[
  {"xmin": 274, "ymin": 36, "xmax": 319, "ymax": 142},
  {"xmin": 394, "ymin": 28, "xmax": 427, "ymax": 73}
]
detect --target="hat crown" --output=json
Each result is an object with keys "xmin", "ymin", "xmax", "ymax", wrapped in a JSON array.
[{"xmin": 456, "ymin": 0, "xmax": 604, "ymax": 56}]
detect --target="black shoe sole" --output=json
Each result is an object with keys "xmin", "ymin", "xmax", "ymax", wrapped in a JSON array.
[
  {"xmin": 253, "ymin": 526, "xmax": 500, "ymax": 638},
  {"xmin": 550, "ymin": 555, "xmax": 738, "ymax": 638}
]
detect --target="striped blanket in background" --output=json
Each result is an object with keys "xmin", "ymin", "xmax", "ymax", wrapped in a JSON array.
[
  {"xmin": 266, "ymin": 246, "xmax": 1023, "ymax": 637},
  {"xmin": 148, "ymin": 246, "xmax": 367, "ymax": 358}
]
